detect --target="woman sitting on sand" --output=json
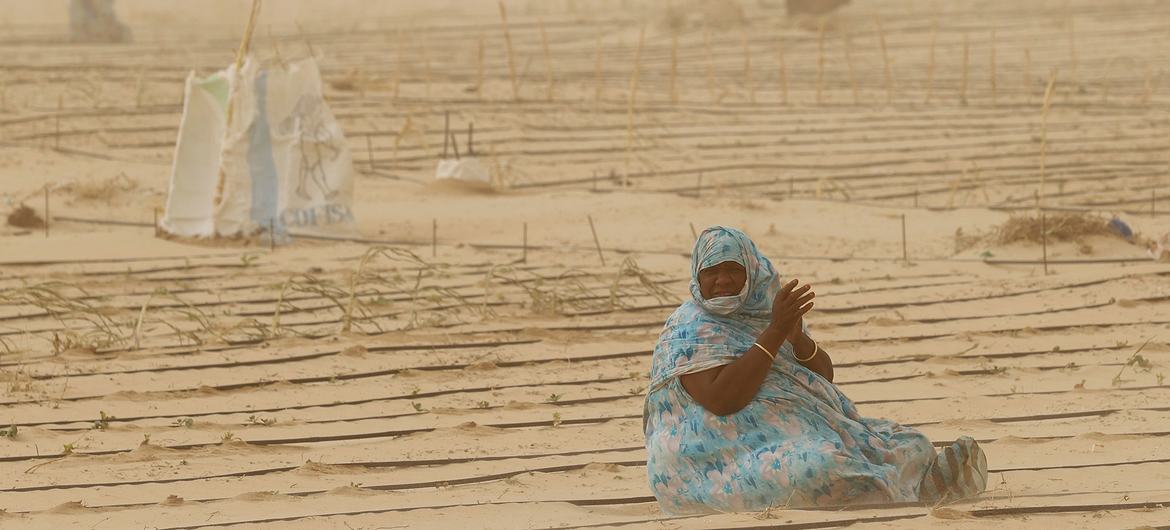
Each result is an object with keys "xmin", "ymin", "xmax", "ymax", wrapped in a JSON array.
[{"xmin": 643, "ymin": 226, "xmax": 987, "ymax": 514}]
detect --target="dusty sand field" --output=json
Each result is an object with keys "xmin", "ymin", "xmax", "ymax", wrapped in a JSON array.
[{"xmin": 1, "ymin": 0, "xmax": 1169, "ymax": 528}]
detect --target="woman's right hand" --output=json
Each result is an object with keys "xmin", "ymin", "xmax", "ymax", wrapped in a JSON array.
[{"xmin": 771, "ymin": 279, "xmax": 815, "ymax": 338}]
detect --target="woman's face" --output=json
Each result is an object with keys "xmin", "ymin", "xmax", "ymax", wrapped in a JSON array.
[{"xmin": 697, "ymin": 260, "xmax": 747, "ymax": 300}]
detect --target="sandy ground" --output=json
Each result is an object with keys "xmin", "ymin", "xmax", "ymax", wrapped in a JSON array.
[{"xmin": 1, "ymin": 0, "xmax": 1169, "ymax": 528}]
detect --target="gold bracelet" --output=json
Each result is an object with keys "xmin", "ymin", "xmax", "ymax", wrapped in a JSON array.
[
  {"xmin": 794, "ymin": 338, "xmax": 819, "ymax": 362},
  {"xmin": 753, "ymin": 342, "xmax": 776, "ymax": 361}
]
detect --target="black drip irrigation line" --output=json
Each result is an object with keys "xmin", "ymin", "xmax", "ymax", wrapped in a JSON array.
[
  {"xmin": 47, "ymin": 215, "xmax": 1169, "ymax": 265},
  {"xmin": 150, "ymin": 496, "xmax": 1170, "ymax": 530},
  {"xmin": 8, "ymin": 391, "xmax": 1170, "ymax": 464},
  {"xmin": 19, "ymin": 346, "xmax": 1162, "ymax": 431}
]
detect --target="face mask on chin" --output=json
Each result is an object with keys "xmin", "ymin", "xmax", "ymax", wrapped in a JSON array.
[{"xmin": 702, "ymin": 281, "xmax": 748, "ymax": 315}]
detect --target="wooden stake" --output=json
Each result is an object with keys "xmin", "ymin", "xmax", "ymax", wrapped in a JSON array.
[
  {"xmin": 269, "ymin": 218, "xmax": 276, "ymax": 251},
  {"xmin": 1041, "ymin": 212, "xmax": 1049, "ymax": 275},
  {"xmin": 742, "ymin": 29, "xmax": 754, "ymax": 104},
  {"xmin": 587, "ymin": 215, "xmax": 605, "ymax": 266},
  {"xmin": 876, "ymin": 17, "xmax": 892, "ymax": 105},
  {"xmin": 989, "ymin": 28, "xmax": 998, "ymax": 105},
  {"xmin": 450, "ymin": 132, "xmax": 460, "ymax": 160},
  {"xmin": 475, "ymin": 35, "xmax": 485, "ymax": 100},
  {"xmin": 816, "ymin": 20, "xmax": 826, "ymax": 105},
  {"xmin": 432, "ymin": 219, "xmax": 437, "ymax": 258},
  {"xmin": 960, "ymin": 33, "xmax": 969, "ymax": 106},
  {"xmin": 593, "ymin": 33, "xmax": 605, "ymax": 107},
  {"xmin": 777, "ymin": 38, "xmax": 789, "ymax": 105},
  {"xmin": 43, "ymin": 186, "xmax": 49, "ymax": 238},
  {"xmin": 900, "ymin": 214, "xmax": 908, "ymax": 263},
  {"xmin": 690, "ymin": 222, "xmax": 698, "ymax": 240},
  {"xmin": 670, "ymin": 30, "xmax": 679, "ymax": 105},
  {"xmin": 522, "ymin": 222, "xmax": 528, "ymax": 263},
  {"xmin": 539, "ymin": 19, "xmax": 553, "ymax": 101},
  {"xmin": 625, "ymin": 25, "xmax": 645, "ymax": 188},
  {"xmin": 498, "ymin": 1, "xmax": 519, "ymax": 101},
  {"xmin": 925, "ymin": 21, "xmax": 936, "ymax": 104},
  {"xmin": 843, "ymin": 31, "xmax": 859, "ymax": 105}
]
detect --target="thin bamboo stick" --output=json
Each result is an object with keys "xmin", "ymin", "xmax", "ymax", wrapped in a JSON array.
[
  {"xmin": 1039, "ymin": 69, "xmax": 1059, "ymax": 208},
  {"xmin": 393, "ymin": 28, "xmax": 402, "ymax": 100},
  {"xmin": 1067, "ymin": 16, "xmax": 1077, "ymax": 90},
  {"xmin": 498, "ymin": 1, "xmax": 519, "ymax": 101},
  {"xmin": 777, "ymin": 37, "xmax": 789, "ymax": 105},
  {"xmin": 742, "ymin": 29, "xmax": 754, "ymax": 104},
  {"xmin": 213, "ymin": 0, "xmax": 261, "ymax": 208},
  {"xmin": 476, "ymin": 36, "xmax": 485, "ymax": 100},
  {"xmin": 625, "ymin": 26, "xmax": 646, "ymax": 188},
  {"xmin": 540, "ymin": 19, "xmax": 553, "ymax": 101},
  {"xmin": 925, "ymin": 21, "xmax": 936, "ymax": 104},
  {"xmin": 876, "ymin": 17, "xmax": 892, "ymax": 105},
  {"xmin": 843, "ymin": 31, "xmax": 859, "ymax": 105},
  {"xmin": 959, "ymin": 33, "xmax": 969, "ymax": 106},
  {"xmin": 1142, "ymin": 64, "xmax": 1154, "ymax": 105},
  {"xmin": 588, "ymin": 215, "xmax": 606, "ymax": 266},
  {"xmin": 1024, "ymin": 48, "xmax": 1033, "ymax": 105},
  {"xmin": 670, "ymin": 30, "xmax": 679, "ymax": 105},
  {"xmin": 816, "ymin": 20, "xmax": 826, "ymax": 105},
  {"xmin": 989, "ymin": 28, "xmax": 997, "ymax": 105},
  {"xmin": 593, "ymin": 33, "xmax": 604, "ymax": 107},
  {"xmin": 704, "ymin": 28, "xmax": 716, "ymax": 103}
]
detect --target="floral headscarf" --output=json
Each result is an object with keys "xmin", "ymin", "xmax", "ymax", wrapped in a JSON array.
[{"xmin": 649, "ymin": 226, "xmax": 802, "ymax": 392}]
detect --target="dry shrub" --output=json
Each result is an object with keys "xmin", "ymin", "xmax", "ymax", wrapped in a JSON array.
[
  {"xmin": 6, "ymin": 204, "xmax": 43, "ymax": 228},
  {"xmin": 65, "ymin": 173, "xmax": 138, "ymax": 202},
  {"xmin": 994, "ymin": 212, "xmax": 1116, "ymax": 245}
]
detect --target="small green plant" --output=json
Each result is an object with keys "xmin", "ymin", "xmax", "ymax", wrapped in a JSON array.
[
  {"xmin": 476, "ymin": 401, "xmax": 490, "ymax": 409},
  {"xmin": 172, "ymin": 417, "xmax": 194, "ymax": 428},
  {"xmin": 411, "ymin": 402, "xmax": 424, "ymax": 412},
  {"xmin": 61, "ymin": 443, "xmax": 75, "ymax": 455},
  {"xmin": 220, "ymin": 431, "xmax": 238, "ymax": 443},
  {"xmin": 1158, "ymin": 373, "xmax": 1165, "ymax": 386},
  {"xmin": 246, "ymin": 415, "xmax": 276, "ymax": 426},
  {"xmin": 627, "ymin": 387, "xmax": 642, "ymax": 396},
  {"xmin": 92, "ymin": 410, "xmax": 114, "ymax": 430},
  {"xmin": 551, "ymin": 412, "xmax": 563, "ymax": 427},
  {"xmin": 141, "ymin": 433, "xmax": 151, "ymax": 445},
  {"xmin": 546, "ymin": 393, "xmax": 561, "ymax": 403},
  {"xmin": 1113, "ymin": 337, "xmax": 1156, "ymax": 387},
  {"xmin": 0, "ymin": 425, "xmax": 17, "ymax": 439},
  {"xmin": 240, "ymin": 253, "xmax": 260, "ymax": 267}
]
